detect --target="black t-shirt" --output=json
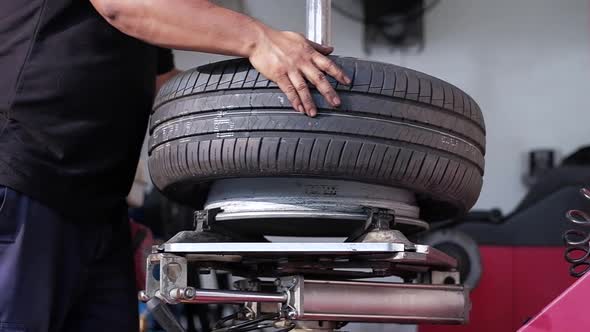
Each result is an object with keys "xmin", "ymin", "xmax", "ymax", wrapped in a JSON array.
[{"xmin": 0, "ymin": 1, "xmax": 174, "ymax": 221}]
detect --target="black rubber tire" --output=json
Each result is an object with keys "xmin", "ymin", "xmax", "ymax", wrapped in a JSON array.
[{"xmin": 148, "ymin": 56, "xmax": 485, "ymax": 221}]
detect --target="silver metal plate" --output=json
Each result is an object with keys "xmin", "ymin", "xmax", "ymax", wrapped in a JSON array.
[
  {"xmin": 159, "ymin": 241, "xmax": 457, "ymax": 279},
  {"xmin": 163, "ymin": 242, "xmax": 406, "ymax": 254}
]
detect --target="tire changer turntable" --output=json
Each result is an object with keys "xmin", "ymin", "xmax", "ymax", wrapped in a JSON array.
[{"xmin": 140, "ymin": 1, "xmax": 478, "ymax": 331}]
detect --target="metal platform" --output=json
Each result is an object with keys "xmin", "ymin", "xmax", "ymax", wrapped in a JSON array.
[
  {"xmin": 163, "ymin": 242, "xmax": 406, "ymax": 254},
  {"xmin": 157, "ymin": 227, "xmax": 457, "ymax": 278}
]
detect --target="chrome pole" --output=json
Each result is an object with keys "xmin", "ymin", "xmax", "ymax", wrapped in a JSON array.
[
  {"xmin": 170, "ymin": 288, "xmax": 288, "ymax": 304},
  {"xmin": 306, "ymin": 0, "xmax": 332, "ymax": 45}
]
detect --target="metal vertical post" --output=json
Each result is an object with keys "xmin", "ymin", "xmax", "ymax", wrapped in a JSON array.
[{"xmin": 306, "ymin": 0, "xmax": 332, "ymax": 45}]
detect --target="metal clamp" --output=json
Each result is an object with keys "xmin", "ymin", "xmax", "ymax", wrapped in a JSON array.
[
  {"xmin": 144, "ymin": 253, "xmax": 188, "ymax": 304},
  {"xmin": 277, "ymin": 276, "xmax": 303, "ymax": 320},
  {"xmin": 194, "ymin": 208, "xmax": 222, "ymax": 232}
]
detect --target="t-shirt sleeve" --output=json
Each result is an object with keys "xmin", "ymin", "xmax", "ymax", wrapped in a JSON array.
[{"xmin": 156, "ymin": 47, "xmax": 175, "ymax": 75}]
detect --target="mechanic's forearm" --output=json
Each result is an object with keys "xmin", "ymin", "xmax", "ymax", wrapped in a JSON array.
[{"xmin": 91, "ymin": 0, "xmax": 266, "ymax": 57}]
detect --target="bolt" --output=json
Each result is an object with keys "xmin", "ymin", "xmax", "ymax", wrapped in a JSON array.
[
  {"xmin": 184, "ymin": 287, "xmax": 196, "ymax": 299},
  {"xmin": 287, "ymin": 311, "xmax": 297, "ymax": 320},
  {"xmin": 138, "ymin": 291, "xmax": 150, "ymax": 302},
  {"xmin": 169, "ymin": 288, "xmax": 181, "ymax": 300}
]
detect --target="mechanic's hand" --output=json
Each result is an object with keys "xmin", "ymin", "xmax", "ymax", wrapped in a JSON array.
[{"xmin": 249, "ymin": 29, "xmax": 351, "ymax": 117}]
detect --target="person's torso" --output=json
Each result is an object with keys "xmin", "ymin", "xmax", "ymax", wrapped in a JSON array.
[{"xmin": 0, "ymin": 0, "xmax": 159, "ymax": 221}]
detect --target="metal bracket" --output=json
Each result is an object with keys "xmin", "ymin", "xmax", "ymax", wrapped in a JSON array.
[
  {"xmin": 194, "ymin": 208, "xmax": 222, "ymax": 232},
  {"xmin": 431, "ymin": 271, "xmax": 461, "ymax": 285},
  {"xmin": 145, "ymin": 253, "xmax": 188, "ymax": 304},
  {"xmin": 278, "ymin": 276, "xmax": 304, "ymax": 320},
  {"xmin": 345, "ymin": 209, "xmax": 416, "ymax": 251},
  {"xmin": 372, "ymin": 208, "xmax": 395, "ymax": 230}
]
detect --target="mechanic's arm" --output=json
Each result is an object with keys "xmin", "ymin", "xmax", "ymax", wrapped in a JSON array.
[{"xmin": 90, "ymin": 0, "xmax": 350, "ymax": 117}]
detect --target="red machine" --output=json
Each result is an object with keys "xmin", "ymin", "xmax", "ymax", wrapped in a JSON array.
[
  {"xmin": 518, "ymin": 270, "xmax": 590, "ymax": 331},
  {"xmin": 422, "ymin": 164, "xmax": 590, "ymax": 332},
  {"xmin": 421, "ymin": 247, "xmax": 577, "ymax": 332}
]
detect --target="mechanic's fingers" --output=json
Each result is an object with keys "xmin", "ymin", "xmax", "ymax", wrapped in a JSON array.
[
  {"xmin": 302, "ymin": 65, "xmax": 340, "ymax": 108},
  {"xmin": 288, "ymin": 71, "xmax": 317, "ymax": 117},
  {"xmin": 313, "ymin": 54, "xmax": 351, "ymax": 86},
  {"xmin": 276, "ymin": 74, "xmax": 304, "ymax": 113},
  {"xmin": 308, "ymin": 41, "xmax": 334, "ymax": 56}
]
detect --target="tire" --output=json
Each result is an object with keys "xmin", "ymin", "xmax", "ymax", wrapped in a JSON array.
[{"xmin": 148, "ymin": 56, "xmax": 485, "ymax": 221}]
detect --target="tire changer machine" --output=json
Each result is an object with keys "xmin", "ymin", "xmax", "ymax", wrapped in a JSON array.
[{"xmin": 139, "ymin": 2, "xmax": 470, "ymax": 331}]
